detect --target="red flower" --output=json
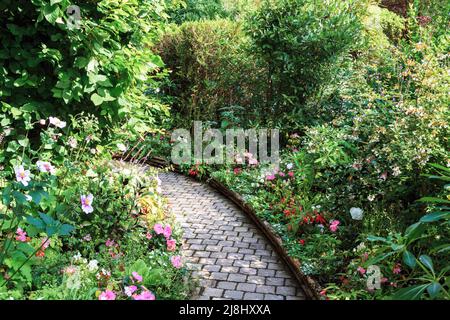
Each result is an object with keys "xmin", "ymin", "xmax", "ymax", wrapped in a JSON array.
[
  {"xmin": 299, "ymin": 239, "xmax": 305, "ymax": 245},
  {"xmin": 233, "ymin": 168, "xmax": 242, "ymax": 175},
  {"xmin": 315, "ymin": 214, "xmax": 326, "ymax": 225}
]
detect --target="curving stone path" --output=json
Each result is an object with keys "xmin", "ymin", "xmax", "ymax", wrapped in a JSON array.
[{"xmin": 159, "ymin": 171, "xmax": 306, "ymax": 300}]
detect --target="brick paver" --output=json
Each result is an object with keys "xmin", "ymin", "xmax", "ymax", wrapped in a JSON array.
[{"xmin": 159, "ymin": 171, "xmax": 306, "ymax": 300}]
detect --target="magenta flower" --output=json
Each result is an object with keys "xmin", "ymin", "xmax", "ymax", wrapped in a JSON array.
[
  {"xmin": 393, "ymin": 264, "xmax": 402, "ymax": 274},
  {"xmin": 105, "ymin": 239, "xmax": 115, "ymax": 247},
  {"xmin": 171, "ymin": 256, "xmax": 182, "ymax": 269},
  {"xmin": 36, "ymin": 160, "xmax": 56, "ymax": 175},
  {"xmin": 357, "ymin": 266, "xmax": 366, "ymax": 275},
  {"xmin": 132, "ymin": 271, "xmax": 143, "ymax": 283},
  {"xmin": 98, "ymin": 290, "xmax": 116, "ymax": 300},
  {"xmin": 266, "ymin": 174, "xmax": 276, "ymax": 181},
  {"xmin": 124, "ymin": 285, "xmax": 138, "ymax": 297},
  {"xmin": 133, "ymin": 290, "xmax": 155, "ymax": 300},
  {"xmin": 329, "ymin": 220, "xmax": 340, "ymax": 232},
  {"xmin": 153, "ymin": 223, "xmax": 164, "ymax": 235},
  {"xmin": 15, "ymin": 165, "xmax": 31, "ymax": 186},
  {"xmin": 15, "ymin": 228, "xmax": 28, "ymax": 242},
  {"xmin": 163, "ymin": 225, "xmax": 172, "ymax": 239},
  {"xmin": 80, "ymin": 194, "xmax": 94, "ymax": 214},
  {"xmin": 166, "ymin": 238, "xmax": 176, "ymax": 252}
]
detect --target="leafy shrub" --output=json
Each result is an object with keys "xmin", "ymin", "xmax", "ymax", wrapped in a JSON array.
[
  {"xmin": 157, "ymin": 19, "xmax": 265, "ymax": 125},
  {"xmin": 245, "ymin": 0, "xmax": 364, "ymax": 122},
  {"xmin": 0, "ymin": 0, "xmax": 169, "ymax": 134}
]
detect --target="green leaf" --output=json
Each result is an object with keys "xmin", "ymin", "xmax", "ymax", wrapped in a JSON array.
[
  {"xmin": 390, "ymin": 284, "xmax": 429, "ymax": 300},
  {"xmin": 367, "ymin": 235, "xmax": 387, "ymax": 242},
  {"xmin": 418, "ymin": 197, "xmax": 450, "ymax": 204},
  {"xmin": 419, "ymin": 255, "xmax": 434, "ymax": 273},
  {"xmin": 420, "ymin": 211, "xmax": 450, "ymax": 223},
  {"xmin": 38, "ymin": 212, "xmax": 55, "ymax": 226},
  {"xmin": 26, "ymin": 216, "xmax": 45, "ymax": 230},
  {"xmin": 91, "ymin": 93, "xmax": 104, "ymax": 106},
  {"xmin": 58, "ymin": 224, "xmax": 75, "ymax": 236},
  {"xmin": 427, "ymin": 282, "xmax": 442, "ymax": 299},
  {"xmin": 403, "ymin": 250, "xmax": 416, "ymax": 268}
]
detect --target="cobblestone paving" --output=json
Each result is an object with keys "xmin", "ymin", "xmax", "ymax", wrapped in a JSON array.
[{"xmin": 159, "ymin": 171, "xmax": 306, "ymax": 300}]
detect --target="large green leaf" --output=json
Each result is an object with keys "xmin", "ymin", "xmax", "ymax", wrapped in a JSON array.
[
  {"xmin": 419, "ymin": 255, "xmax": 434, "ymax": 273},
  {"xmin": 403, "ymin": 250, "xmax": 416, "ymax": 269},
  {"xmin": 390, "ymin": 284, "xmax": 429, "ymax": 300}
]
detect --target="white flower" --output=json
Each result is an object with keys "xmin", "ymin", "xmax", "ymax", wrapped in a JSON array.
[
  {"xmin": 72, "ymin": 252, "xmax": 82, "ymax": 262},
  {"xmin": 25, "ymin": 195, "xmax": 33, "ymax": 202},
  {"xmin": 350, "ymin": 207, "xmax": 364, "ymax": 220},
  {"xmin": 87, "ymin": 259, "xmax": 98, "ymax": 272},
  {"xmin": 117, "ymin": 143, "xmax": 127, "ymax": 152},
  {"xmin": 36, "ymin": 160, "xmax": 56, "ymax": 175},
  {"xmin": 368, "ymin": 194, "xmax": 376, "ymax": 202},
  {"xmin": 48, "ymin": 117, "xmax": 66, "ymax": 129},
  {"xmin": 68, "ymin": 137, "xmax": 78, "ymax": 149},
  {"xmin": 392, "ymin": 166, "xmax": 401, "ymax": 177},
  {"xmin": 286, "ymin": 163, "xmax": 294, "ymax": 170}
]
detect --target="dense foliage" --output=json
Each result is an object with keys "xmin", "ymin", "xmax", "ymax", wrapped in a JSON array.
[{"xmin": 0, "ymin": 0, "xmax": 169, "ymax": 134}]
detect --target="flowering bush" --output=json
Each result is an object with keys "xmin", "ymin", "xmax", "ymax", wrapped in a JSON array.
[{"xmin": 0, "ymin": 114, "xmax": 191, "ymax": 300}]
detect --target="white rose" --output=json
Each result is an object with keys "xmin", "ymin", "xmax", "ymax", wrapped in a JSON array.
[{"xmin": 350, "ymin": 207, "xmax": 364, "ymax": 220}]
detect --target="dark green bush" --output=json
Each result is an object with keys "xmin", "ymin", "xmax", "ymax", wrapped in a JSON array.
[
  {"xmin": 0, "ymin": 0, "xmax": 168, "ymax": 133},
  {"xmin": 246, "ymin": 0, "xmax": 364, "ymax": 120}
]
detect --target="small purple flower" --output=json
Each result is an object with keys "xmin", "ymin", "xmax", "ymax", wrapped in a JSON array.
[
  {"xmin": 80, "ymin": 194, "xmax": 94, "ymax": 214},
  {"xmin": 15, "ymin": 165, "xmax": 31, "ymax": 186}
]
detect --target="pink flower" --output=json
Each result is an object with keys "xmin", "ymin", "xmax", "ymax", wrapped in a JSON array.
[
  {"xmin": 379, "ymin": 171, "xmax": 388, "ymax": 181},
  {"xmin": 132, "ymin": 271, "xmax": 143, "ymax": 283},
  {"xmin": 166, "ymin": 238, "xmax": 176, "ymax": 252},
  {"xmin": 381, "ymin": 277, "xmax": 388, "ymax": 284},
  {"xmin": 64, "ymin": 265, "xmax": 77, "ymax": 275},
  {"xmin": 80, "ymin": 194, "xmax": 94, "ymax": 214},
  {"xmin": 133, "ymin": 290, "xmax": 155, "ymax": 300},
  {"xmin": 266, "ymin": 174, "xmax": 276, "ymax": 181},
  {"xmin": 15, "ymin": 228, "xmax": 28, "ymax": 242},
  {"xmin": 153, "ymin": 223, "xmax": 164, "ymax": 235},
  {"xmin": 357, "ymin": 266, "xmax": 366, "ymax": 275},
  {"xmin": 36, "ymin": 161, "xmax": 56, "ymax": 175},
  {"xmin": 288, "ymin": 171, "xmax": 294, "ymax": 178},
  {"xmin": 278, "ymin": 172, "xmax": 286, "ymax": 177},
  {"xmin": 163, "ymin": 225, "xmax": 172, "ymax": 239},
  {"xmin": 124, "ymin": 285, "xmax": 138, "ymax": 297},
  {"xmin": 145, "ymin": 232, "xmax": 152, "ymax": 240},
  {"xmin": 83, "ymin": 234, "xmax": 92, "ymax": 242},
  {"xmin": 248, "ymin": 158, "xmax": 258, "ymax": 166},
  {"xmin": 393, "ymin": 264, "xmax": 401, "ymax": 274},
  {"xmin": 15, "ymin": 165, "xmax": 31, "ymax": 186},
  {"xmin": 320, "ymin": 289, "xmax": 327, "ymax": 296},
  {"xmin": 171, "ymin": 255, "xmax": 182, "ymax": 269},
  {"xmin": 105, "ymin": 239, "xmax": 115, "ymax": 247},
  {"xmin": 98, "ymin": 290, "xmax": 116, "ymax": 300},
  {"xmin": 329, "ymin": 220, "xmax": 340, "ymax": 232}
]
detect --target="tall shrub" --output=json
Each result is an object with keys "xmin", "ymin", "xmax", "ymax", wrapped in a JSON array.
[{"xmin": 246, "ymin": 0, "xmax": 364, "ymax": 119}]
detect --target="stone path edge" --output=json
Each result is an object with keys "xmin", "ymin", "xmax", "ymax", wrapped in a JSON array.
[{"xmin": 146, "ymin": 156, "xmax": 321, "ymax": 300}]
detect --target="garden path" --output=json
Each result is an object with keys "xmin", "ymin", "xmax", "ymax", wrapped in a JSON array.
[{"xmin": 158, "ymin": 171, "xmax": 306, "ymax": 300}]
